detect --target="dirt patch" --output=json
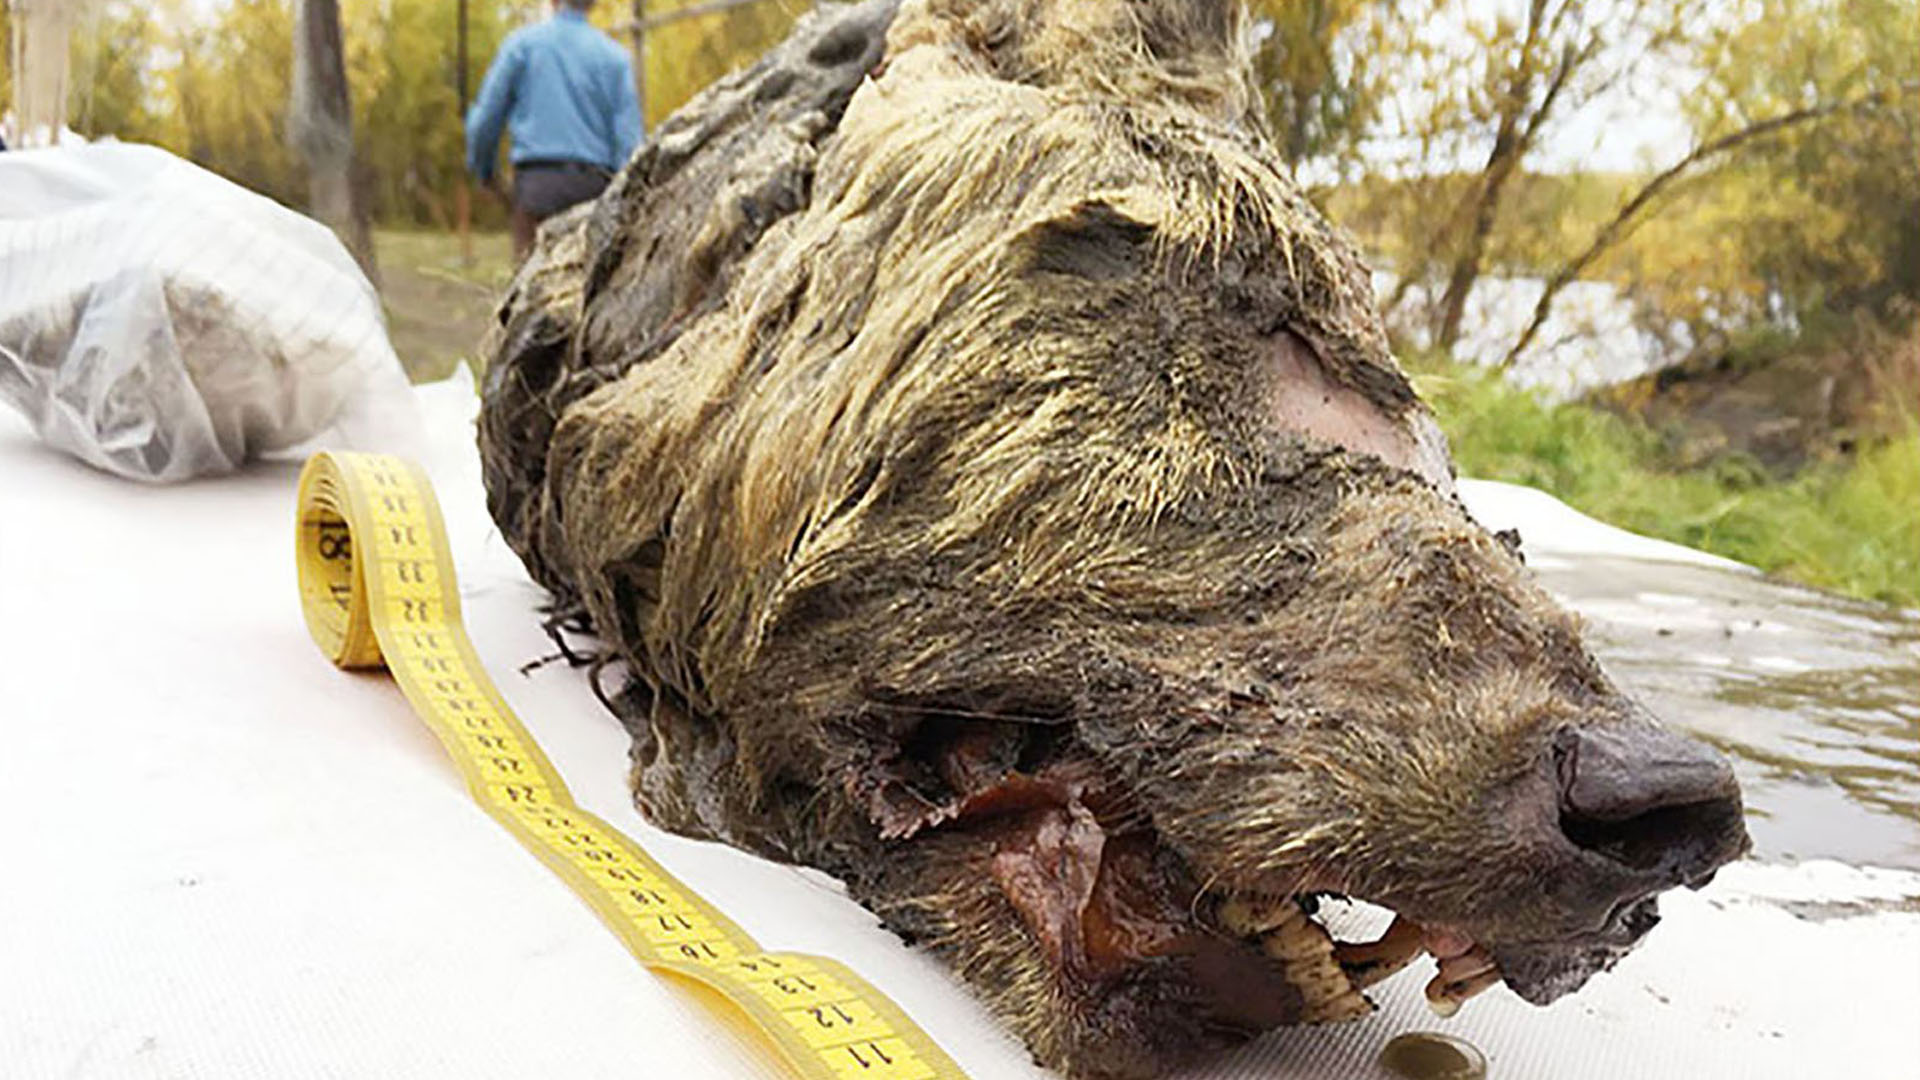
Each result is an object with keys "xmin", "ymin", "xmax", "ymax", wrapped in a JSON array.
[{"xmin": 1588, "ymin": 312, "xmax": 1919, "ymax": 477}]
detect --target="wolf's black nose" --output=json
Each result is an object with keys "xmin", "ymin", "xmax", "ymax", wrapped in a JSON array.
[{"xmin": 1554, "ymin": 722, "xmax": 1748, "ymax": 887}]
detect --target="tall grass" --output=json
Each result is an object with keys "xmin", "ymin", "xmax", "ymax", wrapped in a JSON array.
[{"xmin": 1410, "ymin": 357, "xmax": 1920, "ymax": 609}]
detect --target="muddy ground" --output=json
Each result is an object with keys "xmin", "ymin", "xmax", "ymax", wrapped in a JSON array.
[{"xmin": 1588, "ymin": 314, "xmax": 1919, "ymax": 477}]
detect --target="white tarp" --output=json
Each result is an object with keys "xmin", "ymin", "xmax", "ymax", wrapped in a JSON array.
[
  {"xmin": 1, "ymin": 376, "xmax": 1915, "ymax": 1078},
  {"xmin": 0, "ymin": 142, "xmax": 417, "ymax": 481}
]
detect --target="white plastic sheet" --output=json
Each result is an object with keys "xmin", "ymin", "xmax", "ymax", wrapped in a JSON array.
[
  {"xmin": 0, "ymin": 142, "xmax": 418, "ymax": 481},
  {"xmin": 1, "ymin": 377, "xmax": 1916, "ymax": 1078}
]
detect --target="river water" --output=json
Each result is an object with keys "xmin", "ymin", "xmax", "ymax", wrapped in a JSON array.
[
  {"xmin": 1377, "ymin": 271, "xmax": 1696, "ymax": 399},
  {"xmin": 1463, "ymin": 481, "xmax": 1920, "ymax": 871},
  {"xmin": 1384, "ymin": 270, "xmax": 1920, "ymax": 871}
]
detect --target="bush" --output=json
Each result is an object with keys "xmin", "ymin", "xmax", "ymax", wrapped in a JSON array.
[{"xmin": 1409, "ymin": 355, "xmax": 1920, "ymax": 609}]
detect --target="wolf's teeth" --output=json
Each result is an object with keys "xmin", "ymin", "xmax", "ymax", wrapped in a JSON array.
[
  {"xmin": 1219, "ymin": 896, "xmax": 1299, "ymax": 937},
  {"xmin": 1221, "ymin": 896, "xmax": 1425, "ymax": 1026},
  {"xmin": 1332, "ymin": 914, "xmax": 1424, "ymax": 987},
  {"xmin": 1424, "ymin": 949, "xmax": 1502, "ymax": 1018},
  {"xmin": 1261, "ymin": 916, "xmax": 1334, "ymax": 962},
  {"xmin": 1435, "ymin": 946, "xmax": 1496, "ymax": 987},
  {"xmin": 1301, "ymin": 988, "xmax": 1374, "ymax": 1024},
  {"xmin": 1448, "ymin": 968, "xmax": 1503, "ymax": 1001},
  {"xmin": 1284, "ymin": 957, "xmax": 1344, "ymax": 988}
]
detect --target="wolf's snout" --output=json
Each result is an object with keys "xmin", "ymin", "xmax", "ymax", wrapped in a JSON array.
[{"xmin": 1553, "ymin": 722, "xmax": 1749, "ymax": 888}]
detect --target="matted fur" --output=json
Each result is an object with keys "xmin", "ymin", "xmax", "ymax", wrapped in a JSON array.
[{"xmin": 478, "ymin": 2, "xmax": 1745, "ymax": 1076}]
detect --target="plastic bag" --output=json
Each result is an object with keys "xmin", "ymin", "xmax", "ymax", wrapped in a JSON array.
[{"xmin": 0, "ymin": 142, "xmax": 420, "ymax": 482}]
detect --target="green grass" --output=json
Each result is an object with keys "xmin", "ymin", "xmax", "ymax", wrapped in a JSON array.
[
  {"xmin": 374, "ymin": 227, "xmax": 518, "ymax": 292},
  {"xmin": 1410, "ymin": 356, "xmax": 1920, "ymax": 609}
]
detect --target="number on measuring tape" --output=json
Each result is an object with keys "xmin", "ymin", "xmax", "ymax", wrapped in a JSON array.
[{"xmin": 293, "ymin": 452, "xmax": 966, "ymax": 1080}]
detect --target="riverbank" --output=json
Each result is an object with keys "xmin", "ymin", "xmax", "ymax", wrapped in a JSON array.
[{"xmin": 1412, "ymin": 354, "xmax": 1919, "ymax": 609}]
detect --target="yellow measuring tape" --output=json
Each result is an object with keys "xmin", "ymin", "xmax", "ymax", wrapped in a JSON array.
[{"xmin": 294, "ymin": 451, "xmax": 966, "ymax": 1080}]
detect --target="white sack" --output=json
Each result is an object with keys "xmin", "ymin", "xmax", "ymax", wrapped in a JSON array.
[{"xmin": 0, "ymin": 142, "xmax": 419, "ymax": 481}]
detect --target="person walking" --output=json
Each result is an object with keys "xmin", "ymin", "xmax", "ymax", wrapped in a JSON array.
[{"xmin": 465, "ymin": 0, "xmax": 642, "ymax": 258}]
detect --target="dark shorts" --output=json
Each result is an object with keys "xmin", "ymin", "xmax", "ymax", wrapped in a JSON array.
[{"xmin": 512, "ymin": 161, "xmax": 612, "ymax": 220}]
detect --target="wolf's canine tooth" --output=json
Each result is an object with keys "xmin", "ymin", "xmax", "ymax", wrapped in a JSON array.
[
  {"xmin": 1425, "ymin": 959, "xmax": 1503, "ymax": 1018},
  {"xmin": 1332, "ymin": 914, "xmax": 1425, "ymax": 987},
  {"xmin": 1263, "ymin": 923, "xmax": 1334, "ymax": 962}
]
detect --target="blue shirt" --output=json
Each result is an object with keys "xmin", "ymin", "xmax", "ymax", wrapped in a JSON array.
[{"xmin": 465, "ymin": 10, "xmax": 643, "ymax": 183}]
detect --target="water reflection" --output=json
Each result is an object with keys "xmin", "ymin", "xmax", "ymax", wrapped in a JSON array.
[{"xmin": 1524, "ymin": 552, "xmax": 1920, "ymax": 870}]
